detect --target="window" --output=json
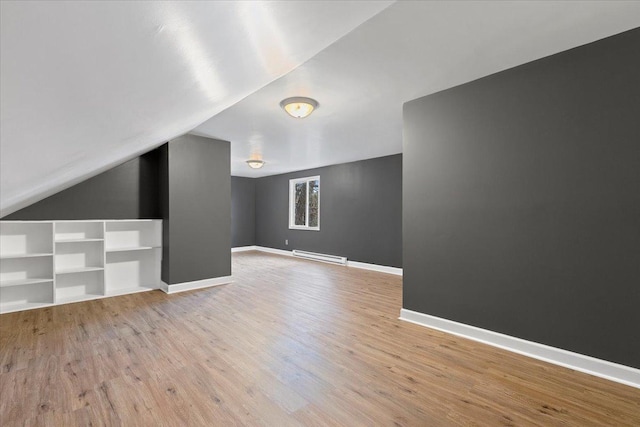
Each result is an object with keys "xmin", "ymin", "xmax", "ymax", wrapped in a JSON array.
[{"xmin": 289, "ymin": 176, "xmax": 320, "ymax": 230}]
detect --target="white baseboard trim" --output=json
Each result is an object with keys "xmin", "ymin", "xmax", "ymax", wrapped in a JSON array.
[
  {"xmin": 161, "ymin": 276, "xmax": 233, "ymax": 294},
  {"xmin": 347, "ymin": 260, "xmax": 402, "ymax": 276},
  {"xmin": 231, "ymin": 246, "xmax": 258, "ymax": 252},
  {"xmin": 399, "ymin": 308, "xmax": 640, "ymax": 389}
]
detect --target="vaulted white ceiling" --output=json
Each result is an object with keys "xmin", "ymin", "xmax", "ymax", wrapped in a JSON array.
[
  {"xmin": 2, "ymin": 1, "xmax": 639, "ymax": 216},
  {"xmin": 194, "ymin": 1, "xmax": 640, "ymax": 177},
  {"xmin": 0, "ymin": 0, "xmax": 392, "ymax": 216}
]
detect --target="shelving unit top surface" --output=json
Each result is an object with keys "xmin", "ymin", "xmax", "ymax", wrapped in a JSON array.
[
  {"xmin": 106, "ymin": 246, "xmax": 160, "ymax": 252},
  {"xmin": 55, "ymin": 238, "xmax": 104, "ymax": 243},
  {"xmin": 55, "ymin": 266, "xmax": 104, "ymax": 274},
  {"xmin": 0, "ymin": 278, "xmax": 54, "ymax": 288},
  {"xmin": 0, "ymin": 253, "xmax": 53, "ymax": 259}
]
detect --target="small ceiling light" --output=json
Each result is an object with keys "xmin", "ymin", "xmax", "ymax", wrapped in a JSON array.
[
  {"xmin": 280, "ymin": 97, "xmax": 318, "ymax": 119},
  {"xmin": 246, "ymin": 159, "xmax": 265, "ymax": 169}
]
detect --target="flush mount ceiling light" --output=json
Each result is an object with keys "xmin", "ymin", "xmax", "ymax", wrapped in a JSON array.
[
  {"xmin": 246, "ymin": 159, "xmax": 265, "ymax": 169},
  {"xmin": 280, "ymin": 97, "xmax": 318, "ymax": 119}
]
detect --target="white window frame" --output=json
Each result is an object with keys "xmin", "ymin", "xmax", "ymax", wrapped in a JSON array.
[{"xmin": 289, "ymin": 175, "xmax": 320, "ymax": 231}]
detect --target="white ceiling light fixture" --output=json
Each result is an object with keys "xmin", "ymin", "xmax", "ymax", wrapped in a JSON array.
[
  {"xmin": 280, "ymin": 97, "xmax": 318, "ymax": 118},
  {"xmin": 246, "ymin": 159, "xmax": 265, "ymax": 169}
]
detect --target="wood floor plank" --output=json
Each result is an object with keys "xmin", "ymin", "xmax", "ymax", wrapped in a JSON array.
[{"xmin": 1, "ymin": 251, "xmax": 639, "ymax": 426}]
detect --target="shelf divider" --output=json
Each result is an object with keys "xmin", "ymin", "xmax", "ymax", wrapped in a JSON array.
[
  {"xmin": 0, "ymin": 253, "xmax": 53, "ymax": 260},
  {"xmin": 106, "ymin": 246, "xmax": 160, "ymax": 253},
  {"xmin": 55, "ymin": 266, "xmax": 104, "ymax": 275},
  {"xmin": 55, "ymin": 238, "xmax": 104, "ymax": 243},
  {"xmin": 0, "ymin": 278, "xmax": 54, "ymax": 288}
]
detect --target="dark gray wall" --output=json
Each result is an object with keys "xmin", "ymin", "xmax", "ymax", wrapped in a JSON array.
[
  {"xmin": 158, "ymin": 144, "xmax": 171, "ymax": 282},
  {"xmin": 403, "ymin": 29, "xmax": 640, "ymax": 368},
  {"xmin": 255, "ymin": 154, "xmax": 402, "ymax": 267},
  {"xmin": 163, "ymin": 134, "xmax": 231, "ymax": 285},
  {"xmin": 231, "ymin": 176, "xmax": 256, "ymax": 247},
  {"xmin": 2, "ymin": 149, "xmax": 162, "ymax": 220}
]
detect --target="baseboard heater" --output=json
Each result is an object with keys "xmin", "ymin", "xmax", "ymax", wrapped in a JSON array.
[{"xmin": 292, "ymin": 250, "xmax": 347, "ymax": 265}]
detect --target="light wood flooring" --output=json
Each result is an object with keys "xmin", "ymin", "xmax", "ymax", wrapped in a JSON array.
[{"xmin": 1, "ymin": 251, "xmax": 639, "ymax": 426}]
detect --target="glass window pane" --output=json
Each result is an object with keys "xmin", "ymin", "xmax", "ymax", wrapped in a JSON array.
[
  {"xmin": 294, "ymin": 182, "xmax": 307, "ymax": 226},
  {"xmin": 308, "ymin": 179, "xmax": 319, "ymax": 227}
]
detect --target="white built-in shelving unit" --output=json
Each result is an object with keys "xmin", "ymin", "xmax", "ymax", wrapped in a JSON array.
[
  {"xmin": 104, "ymin": 220, "xmax": 162, "ymax": 297},
  {"xmin": 0, "ymin": 220, "xmax": 161, "ymax": 314}
]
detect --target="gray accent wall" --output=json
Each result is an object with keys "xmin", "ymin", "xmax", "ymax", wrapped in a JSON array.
[
  {"xmin": 2, "ymin": 150, "xmax": 162, "ymax": 220},
  {"xmin": 403, "ymin": 29, "xmax": 640, "ymax": 368},
  {"xmin": 231, "ymin": 177, "xmax": 256, "ymax": 247},
  {"xmin": 158, "ymin": 144, "xmax": 171, "ymax": 282},
  {"xmin": 162, "ymin": 134, "xmax": 231, "ymax": 285},
  {"xmin": 255, "ymin": 154, "xmax": 402, "ymax": 267}
]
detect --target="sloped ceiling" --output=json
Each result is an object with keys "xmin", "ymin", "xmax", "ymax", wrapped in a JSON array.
[
  {"xmin": 194, "ymin": 1, "xmax": 640, "ymax": 177},
  {"xmin": 2, "ymin": 1, "xmax": 639, "ymax": 217},
  {"xmin": 0, "ymin": 0, "xmax": 392, "ymax": 217}
]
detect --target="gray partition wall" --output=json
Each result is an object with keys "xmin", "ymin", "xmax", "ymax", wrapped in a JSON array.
[
  {"xmin": 161, "ymin": 135, "xmax": 231, "ymax": 285},
  {"xmin": 403, "ymin": 29, "xmax": 640, "ymax": 368}
]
